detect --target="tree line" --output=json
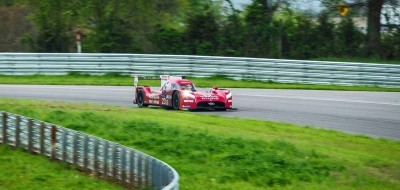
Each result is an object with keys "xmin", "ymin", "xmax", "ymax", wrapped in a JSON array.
[{"xmin": 1, "ymin": 0, "xmax": 399, "ymax": 60}]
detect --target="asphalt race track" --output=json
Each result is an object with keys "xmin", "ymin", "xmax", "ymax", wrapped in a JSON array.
[{"xmin": 0, "ymin": 85, "xmax": 399, "ymax": 140}]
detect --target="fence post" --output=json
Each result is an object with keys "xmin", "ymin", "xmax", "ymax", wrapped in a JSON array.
[
  {"xmin": 151, "ymin": 159, "xmax": 157, "ymax": 189},
  {"xmin": 73, "ymin": 133, "xmax": 79, "ymax": 166},
  {"xmin": 2, "ymin": 112, "xmax": 7, "ymax": 145},
  {"xmin": 62, "ymin": 128, "xmax": 67, "ymax": 162},
  {"xmin": 28, "ymin": 119, "xmax": 33, "ymax": 153},
  {"xmin": 40, "ymin": 122, "xmax": 45, "ymax": 154},
  {"xmin": 145, "ymin": 157, "xmax": 150, "ymax": 189},
  {"xmin": 137, "ymin": 153, "xmax": 143, "ymax": 188},
  {"xmin": 51, "ymin": 125, "xmax": 57, "ymax": 160},
  {"xmin": 83, "ymin": 135, "xmax": 89, "ymax": 171},
  {"xmin": 15, "ymin": 116, "xmax": 20, "ymax": 148},
  {"xmin": 129, "ymin": 151, "xmax": 136, "ymax": 188},
  {"xmin": 103, "ymin": 141, "xmax": 109, "ymax": 179},
  {"xmin": 93, "ymin": 138, "xmax": 99, "ymax": 176},
  {"xmin": 121, "ymin": 148, "xmax": 127, "ymax": 185},
  {"xmin": 112, "ymin": 144, "xmax": 118, "ymax": 182}
]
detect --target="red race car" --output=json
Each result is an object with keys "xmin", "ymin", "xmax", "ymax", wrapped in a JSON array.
[{"xmin": 132, "ymin": 75, "xmax": 235, "ymax": 111}]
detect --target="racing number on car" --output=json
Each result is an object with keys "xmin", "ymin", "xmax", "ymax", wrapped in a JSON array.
[{"xmin": 162, "ymin": 98, "xmax": 169, "ymax": 105}]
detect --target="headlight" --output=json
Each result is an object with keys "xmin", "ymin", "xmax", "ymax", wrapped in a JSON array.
[
  {"xmin": 183, "ymin": 90, "xmax": 195, "ymax": 99},
  {"xmin": 226, "ymin": 92, "xmax": 232, "ymax": 99}
]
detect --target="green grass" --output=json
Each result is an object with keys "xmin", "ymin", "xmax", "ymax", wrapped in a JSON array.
[
  {"xmin": 1, "ymin": 73, "xmax": 400, "ymax": 92},
  {"xmin": 0, "ymin": 145, "xmax": 121, "ymax": 190},
  {"xmin": 1, "ymin": 99, "xmax": 399, "ymax": 189}
]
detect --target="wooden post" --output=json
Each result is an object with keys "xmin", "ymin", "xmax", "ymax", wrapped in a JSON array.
[
  {"xmin": 15, "ymin": 116, "xmax": 20, "ymax": 148},
  {"xmin": 121, "ymin": 148, "xmax": 127, "ymax": 185},
  {"xmin": 40, "ymin": 122, "xmax": 45, "ymax": 154},
  {"xmin": 83, "ymin": 136, "xmax": 89, "ymax": 171},
  {"xmin": 62, "ymin": 129, "xmax": 67, "ymax": 162},
  {"xmin": 129, "ymin": 151, "xmax": 136, "ymax": 187},
  {"xmin": 103, "ymin": 141, "xmax": 109, "ymax": 178},
  {"xmin": 27, "ymin": 119, "xmax": 33, "ymax": 153},
  {"xmin": 51, "ymin": 125, "xmax": 57, "ymax": 160},
  {"xmin": 93, "ymin": 138, "xmax": 99, "ymax": 176},
  {"xmin": 73, "ymin": 133, "xmax": 79, "ymax": 166},
  {"xmin": 137, "ymin": 153, "xmax": 143, "ymax": 188},
  {"xmin": 112, "ymin": 145, "xmax": 118, "ymax": 182},
  {"xmin": 2, "ymin": 112, "xmax": 7, "ymax": 145}
]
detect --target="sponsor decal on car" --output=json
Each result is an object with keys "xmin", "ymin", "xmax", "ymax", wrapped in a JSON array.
[
  {"xmin": 149, "ymin": 100, "xmax": 160, "ymax": 104},
  {"xmin": 147, "ymin": 94, "xmax": 159, "ymax": 99},
  {"xmin": 184, "ymin": 100, "xmax": 194, "ymax": 103},
  {"xmin": 200, "ymin": 95, "xmax": 219, "ymax": 100}
]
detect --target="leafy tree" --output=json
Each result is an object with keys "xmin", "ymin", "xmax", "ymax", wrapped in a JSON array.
[
  {"xmin": 29, "ymin": 0, "xmax": 81, "ymax": 52},
  {"xmin": 243, "ymin": 0, "xmax": 276, "ymax": 57},
  {"xmin": 336, "ymin": 16, "xmax": 365, "ymax": 57},
  {"xmin": 218, "ymin": 0, "xmax": 245, "ymax": 56},
  {"xmin": 152, "ymin": 25, "xmax": 188, "ymax": 54},
  {"xmin": 185, "ymin": 4, "xmax": 220, "ymax": 55},
  {"xmin": 314, "ymin": 12, "xmax": 336, "ymax": 57},
  {"xmin": 320, "ymin": 0, "xmax": 399, "ymax": 57}
]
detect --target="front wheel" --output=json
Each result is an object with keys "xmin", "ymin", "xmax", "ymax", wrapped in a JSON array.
[
  {"xmin": 136, "ymin": 89, "xmax": 148, "ymax": 108},
  {"xmin": 172, "ymin": 91, "xmax": 180, "ymax": 110}
]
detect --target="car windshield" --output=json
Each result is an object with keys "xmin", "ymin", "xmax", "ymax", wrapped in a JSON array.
[{"xmin": 180, "ymin": 83, "xmax": 196, "ymax": 91}]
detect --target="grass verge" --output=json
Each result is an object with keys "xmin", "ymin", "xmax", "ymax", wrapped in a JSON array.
[
  {"xmin": 0, "ymin": 145, "xmax": 121, "ymax": 189},
  {"xmin": 0, "ymin": 73, "xmax": 399, "ymax": 92},
  {"xmin": 0, "ymin": 98, "xmax": 399, "ymax": 189}
]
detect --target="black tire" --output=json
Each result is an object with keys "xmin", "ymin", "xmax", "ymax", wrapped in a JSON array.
[
  {"xmin": 216, "ymin": 108, "xmax": 226, "ymax": 111},
  {"xmin": 172, "ymin": 91, "xmax": 180, "ymax": 110},
  {"xmin": 136, "ymin": 89, "xmax": 148, "ymax": 108}
]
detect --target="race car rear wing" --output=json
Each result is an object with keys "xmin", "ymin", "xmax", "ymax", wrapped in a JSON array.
[{"xmin": 132, "ymin": 75, "xmax": 184, "ymax": 87}]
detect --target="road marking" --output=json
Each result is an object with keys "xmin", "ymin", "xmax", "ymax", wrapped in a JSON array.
[{"xmin": 236, "ymin": 94, "xmax": 400, "ymax": 106}]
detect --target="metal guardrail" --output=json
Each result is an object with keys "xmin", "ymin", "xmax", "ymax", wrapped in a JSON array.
[
  {"xmin": 0, "ymin": 111, "xmax": 179, "ymax": 190},
  {"xmin": 0, "ymin": 53, "xmax": 400, "ymax": 87}
]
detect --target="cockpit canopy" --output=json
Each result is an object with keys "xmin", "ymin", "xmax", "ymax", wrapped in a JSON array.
[{"xmin": 161, "ymin": 79, "xmax": 196, "ymax": 91}]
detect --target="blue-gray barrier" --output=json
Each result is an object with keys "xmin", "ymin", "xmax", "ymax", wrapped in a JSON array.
[
  {"xmin": 0, "ymin": 111, "xmax": 179, "ymax": 190},
  {"xmin": 0, "ymin": 53, "xmax": 399, "ymax": 87}
]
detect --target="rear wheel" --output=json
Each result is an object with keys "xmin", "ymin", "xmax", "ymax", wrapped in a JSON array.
[
  {"xmin": 172, "ymin": 91, "xmax": 180, "ymax": 110},
  {"xmin": 137, "ymin": 89, "xmax": 148, "ymax": 108}
]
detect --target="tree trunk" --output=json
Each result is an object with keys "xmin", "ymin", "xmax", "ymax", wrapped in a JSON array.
[{"xmin": 366, "ymin": 0, "xmax": 384, "ymax": 57}]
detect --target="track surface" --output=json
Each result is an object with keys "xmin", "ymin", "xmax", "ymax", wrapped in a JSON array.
[{"xmin": 0, "ymin": 85, "xmax": 399, "ymax": 140}]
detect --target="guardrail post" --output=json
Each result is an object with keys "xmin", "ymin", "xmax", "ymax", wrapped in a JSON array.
[
  {"xmin": 51, "ymin": 125, "xmax": 57, "ymax": 160},
  {"xmin": 121, "ymin": 148, "xmax": 127, "ymax": 186},
  {"xmin": 15, "ymin": 116, "xmax": 20, "ymax": 148},
  {"xmin": 2, "ymin": 112, "xmax": 7, "ymax": 145},
  {"xmin": 62, "ymin": 129, "xmax": 67, "ymax": 162},
  {"xmin": 158, "ymin": 164, "xmax": 163, "ymax": 189},
  {"xmin": 28, "ymin": 119, "xmax": 33, "ymax": 152},
  {"xmin": 73, "ymin": 132, "xmax": 79, "ymax": 166},
  {"xmin": 137, "ymin": 153, "xmax": 143, "ymax": 188},
  {"xmin": 151, "ymin": 159, "xmax": 157, "ymax": 189},
  {"xmin": 145, "ymin": 157, "xmax": 150, "ymax": 189},
  {"xmin": 40, "ymin": 122, "xmax": 45, "ymax": 154},
  {"xmin": 112, "ymin": 144, "xmax": 118, "ymax": 182},
  {"xmin": 103, "ymin": 141, "xmax": 109, "ymax": 179},
  {"xmin": 93, "ymin": 138, "xmax": 99, "ymax": 176},
  {"xmin": 129, "ymin": 151, "xmax": 136, "ymax": 188},
  {"xmin": 83, "ymin": 135, "xmax": 89, "ymax": 171}
]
